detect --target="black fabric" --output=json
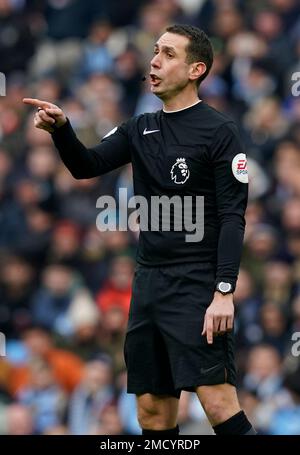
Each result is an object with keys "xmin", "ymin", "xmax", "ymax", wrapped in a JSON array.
[
  {"xmin": 213, "ymin": 410, "xmax": 254, "ymax": 435},
  {"xmin": 124, "ymin": 262, "xmax": 236, "ymax": 398},
  {"xmin": 142, "ymin": 425, "xmax": 180, "ymax": 435},
  {"xmin": 52, "ymin": 101, "xmax": 248, "ymax": 289}
]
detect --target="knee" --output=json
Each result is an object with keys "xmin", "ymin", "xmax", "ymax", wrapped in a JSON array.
[
  {"xmin": 137, "ymin": 395, "xmax": 178, "ymax": 430},
  {"xmin": 138, "ymin": 400, "xmax": 165, "ymax": 430},
  {"xmin": 201, "ymin": 397, "xmax": 229, "ymax": 424},
  {"xmin": 198, "ymin": 387, "xmax": 240, "ymax": 425}
]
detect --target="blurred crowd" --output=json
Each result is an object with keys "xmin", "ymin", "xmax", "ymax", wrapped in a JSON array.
[{"xmin": 1, "ymin": 0, "xmax": 300, "ymax": 435}]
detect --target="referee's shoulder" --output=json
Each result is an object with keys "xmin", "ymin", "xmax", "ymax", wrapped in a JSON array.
[
  {"xmin": 126, "ymin": 110, "xmax": 159, "ymax": 125},
  {"xmin": 127, "ymin": 110, "xmax": 161, "ymax": 135},
  {"xmin": 203, "ymin": 104, "xmax": 242, "ymax": 145},
  {"xmin": 133, "ymin": 110, "xmax": 160, "ymax": 122},
  {"xmin": 204, "ymin": 103, "xmax": 237, "ymax": 129}
]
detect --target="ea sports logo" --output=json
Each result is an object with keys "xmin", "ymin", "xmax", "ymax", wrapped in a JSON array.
[
  {"xmin": 232, "ymin": 153, "xmax": 248, "ymax": 183},
  {"xmin": 170, "ymin": 157, "xmax": 190, "ymax": 184}
]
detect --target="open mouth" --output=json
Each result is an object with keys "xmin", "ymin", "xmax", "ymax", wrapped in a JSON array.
[{"xmin": 150, "ymin": 74, "xmax": 161, "ymax": 87}]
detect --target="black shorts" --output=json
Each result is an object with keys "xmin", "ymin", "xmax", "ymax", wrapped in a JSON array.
[{"xmin": 124, "ymin": 262, "xmax": 236, "ymax": 399}]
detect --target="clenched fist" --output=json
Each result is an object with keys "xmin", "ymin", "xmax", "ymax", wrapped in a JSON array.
[{"xmin": 23, "ymin": 98, "xmax": 67, "ymax": 133}]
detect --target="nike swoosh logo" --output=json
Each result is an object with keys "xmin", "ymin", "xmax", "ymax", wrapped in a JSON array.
[
  {"xmin": 143, "ymin": 128, "xmax": 160, "ymax": 135},
  {"xmin": 200, "ymin": 364, "xmax": 222, "ymax": 375}
]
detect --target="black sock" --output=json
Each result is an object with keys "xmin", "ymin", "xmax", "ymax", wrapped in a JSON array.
[
  {"xmin": 213, "ymin": 411, "xmax": 256, "ymax": 435},
  {"xmin": 142, "ymin": 425, "xmax": 179, "ymax": 435}
]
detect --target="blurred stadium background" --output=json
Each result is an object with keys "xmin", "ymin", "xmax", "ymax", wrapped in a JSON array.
[{"xmin": 1, "ymin": 0, "xmax": 300, "ymax": 435}]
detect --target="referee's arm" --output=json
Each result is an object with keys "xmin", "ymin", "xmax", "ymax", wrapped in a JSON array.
[
  {"xmin": 212, "ymin": 121, "xmax": 248, "ymax": 288},
  {"xmin": 23, "ymin": 98, "xmax": 131, "ymax": 178},
  {"xmin": 202, "ymin": 122, "xmax": 248, "ymax": 344}
]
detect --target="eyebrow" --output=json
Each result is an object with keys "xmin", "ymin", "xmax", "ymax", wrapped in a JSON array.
[{"xmin": 154, "ymin": 43, "xmax": 177, "ymax": 53}]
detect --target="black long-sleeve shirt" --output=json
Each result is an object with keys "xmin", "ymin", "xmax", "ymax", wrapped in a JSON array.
[{"xmin": 52, "ymin": 101, "xmax": 248, "ymax": 288}]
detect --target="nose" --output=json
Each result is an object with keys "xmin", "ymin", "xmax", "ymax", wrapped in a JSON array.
[{"xmin": 150, "ymin": 53, "xmax": 161, "ymax": 69}]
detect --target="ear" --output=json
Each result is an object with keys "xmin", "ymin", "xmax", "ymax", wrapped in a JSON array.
[{"xmin": 189, "ymin": 62, "xmax": 207, "ymax": 83}]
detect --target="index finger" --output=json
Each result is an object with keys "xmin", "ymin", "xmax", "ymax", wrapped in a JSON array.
[
  {"xmin": 201, "ymin": 314, "xmax": 207, "ymax": 336},
  {"xmin": 22, "ymin": 98, "xmax": 55, "ymax": 109},
  {"xmin": 206, "ymin": 314, "xmax": 214, "ymax": 345}
]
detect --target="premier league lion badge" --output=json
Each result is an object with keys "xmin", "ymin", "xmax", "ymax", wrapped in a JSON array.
[{"xmin": 170, "ymin": 157, "xmax": 190, "ymax": 184}]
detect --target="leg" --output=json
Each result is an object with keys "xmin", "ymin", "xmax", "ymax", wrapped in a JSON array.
[
  {"xmin": 196, "ymin": 383, "xmax": 256, "ymax": 434},
  {"xmin": 125, "ymin": 267, "xmax": 181, "ymax": 433},
  {"xmin": 196, "ymin": 383, "xmax": 240, "ymax": 426},
  {"xmin": 137, "ymin": 393, "xmax": 179, "ymax": 431}
]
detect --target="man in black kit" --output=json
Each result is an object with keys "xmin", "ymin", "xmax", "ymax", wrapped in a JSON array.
[{"xmin": 24, "ymin": 24, "xmax": 256, "ymax": 435}]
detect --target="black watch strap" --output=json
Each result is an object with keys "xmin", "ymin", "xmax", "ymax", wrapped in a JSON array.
[{"xmin": 215, "ymin": 281, "xmax": 234, "ymax": 294}]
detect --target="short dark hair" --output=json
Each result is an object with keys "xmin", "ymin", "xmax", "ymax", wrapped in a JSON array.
[{"xmin": 165, "ymin": 24, "xmax": 213, "ymax": 87}]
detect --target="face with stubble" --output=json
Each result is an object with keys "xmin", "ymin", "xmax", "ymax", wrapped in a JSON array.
[{"xmin": 149, "ymin": 32, "xmax": 203, "ymax": 101}]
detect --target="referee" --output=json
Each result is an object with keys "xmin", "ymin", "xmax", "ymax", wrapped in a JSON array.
[{"xmin": 23, "ymin": 24, "xmax": 255, "ymax": 435}]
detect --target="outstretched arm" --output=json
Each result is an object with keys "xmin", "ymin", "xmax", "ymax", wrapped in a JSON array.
[{"xmin": 23, "ymin": 98, "xmax": 131, "ymax": 179}]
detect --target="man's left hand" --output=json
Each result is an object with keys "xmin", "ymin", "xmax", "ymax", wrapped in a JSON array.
[{"xmin": 201, "ymin": 292, "xmax": 234, "ymax": 344}]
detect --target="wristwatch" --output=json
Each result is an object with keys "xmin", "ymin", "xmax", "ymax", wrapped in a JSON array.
[{"xmin": 215, "ymin": 281, "xmax": 234, "ymax": 295}]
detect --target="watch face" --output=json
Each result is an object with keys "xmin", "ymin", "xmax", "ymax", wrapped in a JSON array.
[{"xmin": 218, "ymin": 282, "xmax": 232, "ymax": 293}]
